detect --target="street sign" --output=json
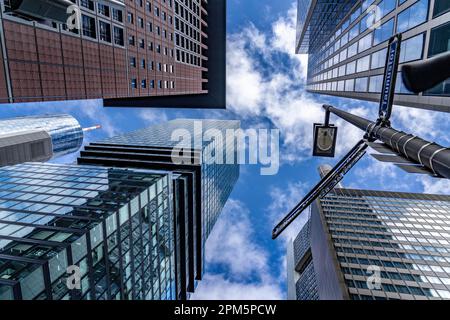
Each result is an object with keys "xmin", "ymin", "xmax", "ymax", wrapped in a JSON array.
[
  {"xmin": 379, "ymin": 34, "xmax": 402, "ymax": 121},
  {"xmin": 272, "ymin": 139, "xmax": 368, "ymax": 239},
  {"xmin": 313, "ymin": 123, "xmax": 338, "ymax": 157}
]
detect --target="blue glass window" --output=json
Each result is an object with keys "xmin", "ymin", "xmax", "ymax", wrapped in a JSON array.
[
  {"xmin": 399, "ymin": 33, "xmax": 424, "ymax": 63},
  {"xmin": 397, "ymin": 0, "xmax": 429, "ymax": 33},
  {"xmin": 349, "ymin": 24, "xmax": 359, "ymax": 40},
  {"xmin": 425, "ymin": 22, "xmax": 450, "ymax": 95},
  {"xmin": 373, "ymin": 18, "xmax": 394, "ymax": 45},
  {"xmin": 433, "ymin": 0, "xmax": 450, "ymax": 17},
  {"xmin": 350, "ymin": 6, "xmax": 362, "ymax": 23},
  {"xmin": 379, "ymin": 0, "xmax": 396, "ymax": 17}
]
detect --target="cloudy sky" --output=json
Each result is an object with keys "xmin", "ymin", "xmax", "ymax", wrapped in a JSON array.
[{"xmin": 1, "ymin": 0, "xmax": 449, "ymax": 300}]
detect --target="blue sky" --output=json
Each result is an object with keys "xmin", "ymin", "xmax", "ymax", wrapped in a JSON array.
[{"xmin": 1, "ymin": 0, "xmax": 450, "ymax": 300}]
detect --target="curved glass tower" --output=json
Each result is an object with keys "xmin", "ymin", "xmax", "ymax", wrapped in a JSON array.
[{"xmin": 0, "ymin": 114, "xmax": 83, "ymax": 158}]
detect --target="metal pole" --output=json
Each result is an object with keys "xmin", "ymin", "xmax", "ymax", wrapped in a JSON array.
[{"xmin": 323, "ymin": 105, "xmax": 450, "ymax": 179}]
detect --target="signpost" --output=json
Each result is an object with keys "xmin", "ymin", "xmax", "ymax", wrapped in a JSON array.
[
  {"xmin": 272, "ymin": 33, "xmax": 450, "ymax": 240},
  {"xmin": 378, "ymin": 34, "xmax": 401, "ymax": 122}
]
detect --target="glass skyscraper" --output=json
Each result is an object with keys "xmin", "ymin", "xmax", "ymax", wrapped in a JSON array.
[
  {"xmin": 0, "ymin": 119, "xmax": 240, "ymax": 300},
  {"xmin": 288, "ymin": 181, "xmax": 450, "ymax": 300},
  {"xmin": 0, "ymin": 114, "xmax": 84, "ymax": 159},
  {"xmin": 287, "ymin": 218, "xmax": 319, "ymax": 300},
  {"xmin": 296, "ymin": 0, "xmax": 450, "ymax": 112},
  {"xmin": 77, "ymin": 119, "xmax": 240, "ymax": 300},
  {"xmin": 0, "ymin": 163, "xmax": 175, "ymax": 300}
]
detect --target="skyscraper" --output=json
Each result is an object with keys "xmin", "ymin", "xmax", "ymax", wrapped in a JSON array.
[
  {"xmin": 288, "ymin": 166, "xmax": 450, "ymax": 300},
  {"xmin": 0, "ymin": 0, "xmax": 219, "ymax": 107},
  {"xmin": 0, "ymin": 114, "xmax": 86, "ymax": 166},
  {"xmin": 296, "ymin": 0, "xmax": 450, "ymax": 112},
  {"xmin": 0, "ymin": 163, "xmax": 176, "ymax": 300},
  {"xmin": 77, "ymin": 119, "xmax": 240, "ymax": 299},
  {"xmin": 286, "ymin": 218, "xmax": 319, "ymax": 300},
  {"xmin": 0, "ymin": 119, "xmax": 239, "ymax": 300}
]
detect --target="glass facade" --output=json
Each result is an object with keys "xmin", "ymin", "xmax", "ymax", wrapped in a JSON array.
[
  {"xmin": 0, "ymin": 163, "xmax": 174, "ymax": 300},
  {"xmin": 99, "ymin": 119, "xmax": 240, "ymax": 239},
  {"xmin": 320, "ymin": 188, "xmax": 450, "ymax": 300},
  {"xmin": 77, "ymin": 119, "xmax": 240, "ymax": 300},
  {"xmin": 0, "ymin": 115, "xmax": 83, "ymax": 158},
  {"xmin": 297, "ymin": 0, "xmax": 450, "ymax": 111},
  {"xmin": 290, "ymin": 219, "xmax": 319, "ymax": 300}
]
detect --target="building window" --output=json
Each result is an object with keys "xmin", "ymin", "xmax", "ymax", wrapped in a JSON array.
[
  {"xmin": 99, "ymin": 21, "xmax": 111, "ymax": 42},
  {"xmin": 379, "ymin": 0, "xmax": 396, "ymax": 18},
  {"xmin": 150, "ymin": 80, "xmax": 155, "ymax": 89},
  {"xmin": 98, "ymin": 3, "xmax": 110, "ymax": 17},
  {"xmin": 138, "ymin": 17, "xmax": 144, "ymax": 28},
  {"xmin": 371, "ymin": 48, "xmax": 387, "ymax": 69},
  {"xmin": 141, "ymin": 80, "xmax": 147, "ymax": 89},
  {"xmin": 397, "ymin": 0, "xmax": 429, "ymax": 33},
  {"xmin": 355, "ymin": 77, "xmax": 368, "ymax": 92},
  {"xmin": 373, "ymin": 18, "xmax": 394, "ymax": 46},
  {"xmin": 113, "ymin": 8, "xmax": 123, "ymax": 22},
  {"xmin": 139, "ymin": 39, "xmax": 145, "ymax": 48},
  {"xmin": 82, "ymin": 15, "xmax": 96, "ymax": 39},
  {"xmin": 348, "ymin": 42, "xmax": 358, "ymax": 58},
  {"xmin": 114, "ymin": 27, "xmax": 124, "ymax": 46},
  {"xmin": 129, "ymin": 35, "xmax": 135, "ymax": 46},
  {"xmin": 131, "ymin": 79, "xmax": 137, "ymax": 89},
  {"xmin": 399, "ymin": 33, "xmax": 424, "ymax": 63},
  {"xmin": 130, "ymin": 57, "xmax": 137, "ymax": 67},
  {"xmin": 80, "ymin": 0, "xmax": 94, "ymax": 11},
  {"xmin": 425, "ymin": 21, "xmax": 450, "ymax": 95},
  {"xmin": 141, "ymin": 59, "xmax": 146, "ymax": 69},
  {"xmin": 346, "ymin": 60, "xmax": 356, "ymax": 74},
  {"xmin": 428, "ymin": 21, "xmax": 450, "ymax": 57},
  {"xmin": 345, "ymin": 79, "xmax": 355, "ymax": 92},
  {"xmin": 128, "ymin": 12, "xmax": 134, "ymax": 24},
  {"xmin": 395, "ymin": 72, "xmax": 413, "ymax": 94},
  {"xmin": 349, "ymin": 24, "xmax": 359, "ymax": 41},
  {"xmin": 358, "ymin": 33, "xmax": 372, "ymax": 53},
  {"xmin": 433, "ymin": 0, "xmax": 450, "ymax": 17},
  {"xmin": 369, "ymin": 75, "xmax": 383, "ymax": 93},
  {"xmin": 356, "ymin": 55, "xmax": 370, "ymax": 72}
]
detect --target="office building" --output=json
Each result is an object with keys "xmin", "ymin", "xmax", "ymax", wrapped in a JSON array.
[
  {"xmin": 287, "ymin": 218, "xmax": 319, "ymax": 300},
  {"xmin": 0, "ymin": 119, "xmax": 239, "ymax": 300},
  {"xmin": 288, "ymin": 166, "xmax": 450, "ymax": 300},
  {"xmin": 296, "ymin": 0, "xmax": 450, "ymax": 112},
  {"xmin": 75, "ymin": 118, "xmax": 240, "ymax": 300},
  {"xmin": 0, "ymin": 163, "xmax": 176, "ymax": 300},
  {"xmin": 0, "ymin": 114, "xmax": 86, "ymax": 166},
  {"xmin": 0, "ymin": 0, "xmax": 210, "ymax": 104}
]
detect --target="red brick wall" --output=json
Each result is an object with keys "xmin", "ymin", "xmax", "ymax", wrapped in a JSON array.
[{"xmin": 0, "ymin": 0, "xmax": 207, "ymax": 104}]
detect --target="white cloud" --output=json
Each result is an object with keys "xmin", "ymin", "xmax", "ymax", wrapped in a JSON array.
[
  {"xmin": 226, "ymin": 3, "xmax": 370, "ymax": 164},
  {"xmin": 192, "ymin": 274, "xmax": 283, "ymax": 300},
  {"xmin": 393, "ymin": 105, "xmax": 450, "ymax": 143},
  {"xmin": 418, "ymin": 176, "xmax": 450, "ymax": 195},
  {"xmin": 203, "ymin": 199, "xmax": 269, "ymax": 278},
  {"xmin": 192, "ymin": 199, "xmax": 283, "ymax": 300},
  {"xmin": 267, "ymin": 180, "xmax": 310, "ymax": 244},
  {"xmin": 139, "ymin": 109, "xmax": 168, "ymax": 125},
  {"xmin": 75, "ymin": 99, "xmax": 120, "ymax": 137}
]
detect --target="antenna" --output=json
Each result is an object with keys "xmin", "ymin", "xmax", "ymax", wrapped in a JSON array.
[{"xmin": 82, "ymin": 125, "xmax": 101, "ymax": 133}]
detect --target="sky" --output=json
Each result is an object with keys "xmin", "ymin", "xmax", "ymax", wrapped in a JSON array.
[{"xmin": 1, "ymin": 0, "xmax": 450, "ymax": 300}]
